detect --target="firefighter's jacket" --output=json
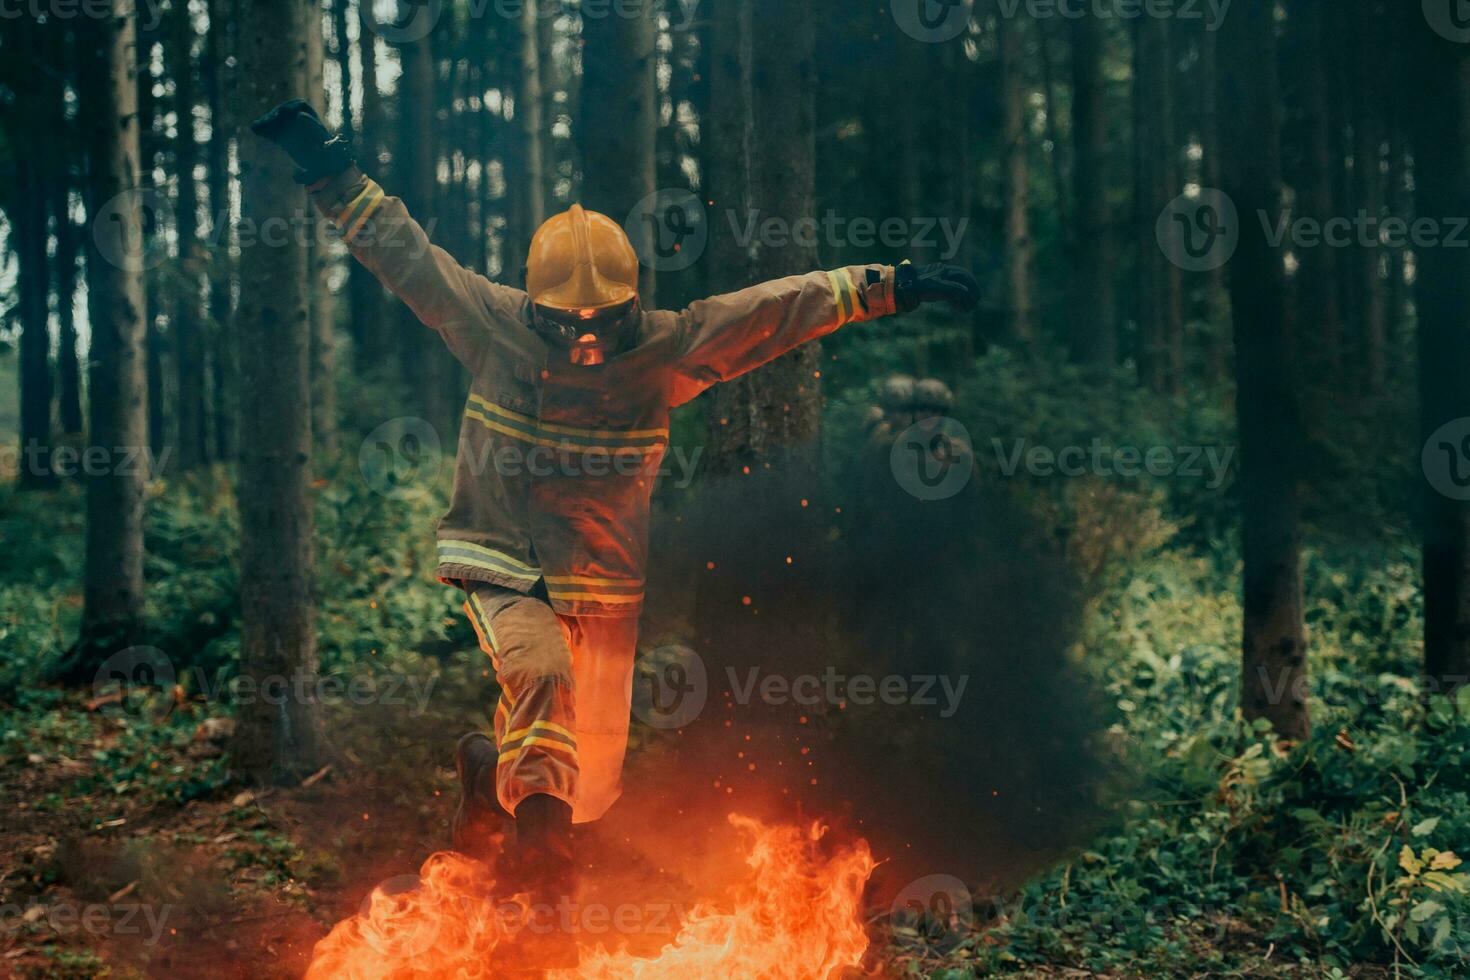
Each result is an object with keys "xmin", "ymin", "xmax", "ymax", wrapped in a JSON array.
[{"xmin": 311, "ymin": 168, "xmax": 899, "ymax": 618}]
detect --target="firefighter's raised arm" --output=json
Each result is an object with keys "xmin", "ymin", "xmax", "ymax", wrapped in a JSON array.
[
  {"xmin": 669, "ymin": 262, "xmax": 979, "ymax": 406},
  {"xmin": 249, "ymin": 100, "xmax": 523, "ymax": 372}
]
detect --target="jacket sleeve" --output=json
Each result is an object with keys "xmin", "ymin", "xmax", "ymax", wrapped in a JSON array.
[
  {"xmin": 308, "ymin": 167, "xmax": 528, "ymax": 371},
  {"xmin": 667, "ymin": 264, "xmax": 898, "ymax": 406}
]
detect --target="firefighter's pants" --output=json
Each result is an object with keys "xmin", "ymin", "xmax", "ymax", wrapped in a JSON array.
[{"xmin": 463, "ymin": 582, "xmax": 638, "ymax": 824}]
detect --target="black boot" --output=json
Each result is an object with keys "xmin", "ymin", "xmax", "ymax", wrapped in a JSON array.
[
  {"xmin": 452, "ymin": 732, "xmax": 504, "ymax": 861},
  {"xmin": 506, "ymin": 794, "xmax": 578, "ymax": 970}
]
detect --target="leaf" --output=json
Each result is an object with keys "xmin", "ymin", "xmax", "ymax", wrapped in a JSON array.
[
  {"xmin": 1428, "ymin": 850, "xmax": 1461, "ymax": 871},
  {"xmin": 1409, "ymin": 899, "xmax": 1444, "ymax": 923},
  {"xmin": 1411, "ymin": 816, "xmax": 1441, "ymax": 838},
  {"xmin": 1399, "ymin": 844, "xmax": 1423, "ymax": 876}
]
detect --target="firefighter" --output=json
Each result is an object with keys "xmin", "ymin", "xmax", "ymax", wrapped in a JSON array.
[{"xmin": 250, "ymin": 100, "xmax": 979, "ymax": 931}]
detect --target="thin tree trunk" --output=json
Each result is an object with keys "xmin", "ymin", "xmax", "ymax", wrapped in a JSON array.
[
  {"xmin": 1219, "ymin": 0, "xmax": 1309, "ymax": 739},
  {"xmin": 233, "ymin": 0, "xmax": 328, "ymax": 781},
  {"xmin": 579, "ymin": 0, "xmax": 657, "ymax": 305},
  {"xmin": 353, "ymin": 5, "xmax": 390, "ymax": 368},
  {"xmin": 1071, "ymin": 11, "xmax": 1115, "ymax": 366},
  {"xmin": 171, "ymin": 0, "xmax": 208, "ymax": 471},
  {"xmin": 1296, "ymin": 2, "xmax": 1343, "ymax": 379},
  {"xmin": 206, "ymin": 0, "xmax": 238, "ymax": 462},
  {"xmin": 396, "ymin": 30, "xmax": 449, "ymax": 428},
  {"xmin": 999, "ymin": 11, "xmax": 1034, "ymax": 345},
  {"xmin": 53, "ymin": 179, "xmax": 85, "ymax": 437},
  {"xmin": 16, "ymin": 158, "xmax": 54, "ymax": 489},
  {"xmin": 73, "ymin": 0, "xmax": 149, "ymax": 665},
  {"xmin": 1351, "ymin": 0, "xmax": 1386, "ymax": 394},
  {"xmin": 1134, "ymin": 16, "xmax": 1184, "ymax": 392},
  {"xmin": 1411, "ymin": 14, "xmax": 1470, "ymax": 697},
  {"xmin": 1036, "ymin": 14, "xmax": 1071, "ymax": 234},
  {"xmin": 537, "ymin": 5, "xmax": 558, "ymax": 210},
  {"xmin": 705, "ymin": 0, "xmax": 754, "ymax": 292},
  {"xmin": 306, "ymin": 0, "xmax": 338, "ymax": 458},
  {"xmin": 1195, "ymin": 13, "xmax": 1230, "ymax": 379}
]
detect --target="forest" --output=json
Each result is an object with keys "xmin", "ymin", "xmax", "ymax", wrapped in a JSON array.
[{"xmin": 2, "ymin": 0, "xmax": 1470, "ymax": 976}]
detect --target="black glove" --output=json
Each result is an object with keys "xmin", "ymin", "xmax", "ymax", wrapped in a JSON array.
[
  {"xmin": 249, "ymin": 99, "xmax": 355, "ymax": 184},
  {"xmin": 894, "ymin": 262, "xmax": 980, "ymax": 314}
]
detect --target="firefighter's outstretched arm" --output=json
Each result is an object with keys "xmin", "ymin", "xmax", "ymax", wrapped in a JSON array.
[
  {"xmin": 250, "ymin": 100, "xmax": 521, "ymax": 371},
  {"xmin": 670, "ymin": 261, "xmax": 979, "ymax": 405}
]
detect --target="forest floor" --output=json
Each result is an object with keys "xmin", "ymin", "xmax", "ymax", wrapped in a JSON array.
[{"xmin": 0, "ymin": 690, "xmax": 1400, "ymax": 979}]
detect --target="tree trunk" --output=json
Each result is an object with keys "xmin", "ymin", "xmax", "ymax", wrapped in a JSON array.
[
  {"xmin": 537, "ymin": 4, "xmax": 558, "ymax": 211},
  {"xmin": 706, "ymin": 0, "xmax": 819, "ymax": 469},
  {"xmin": 233, "ymin": 0, "xmax": 328, "ymax": 781},
  {"xmin": 579, "ymin": 0, "xmax": 658, "ymax": 305},
  {"xmin": 206, "ymin": 0, "xmax": 238, "ymax": 462},
  {"xmin": 306, "ymin": 1, "xmax": 338, "ymax": 458},
  {"xmin": 1071, "ymin": 11, "xmax": 1115, "ymax": 366},
  {"xmin": 1133, "ymin": 16, "xmax": 1184, "ymax": 393},
  {"xmin": 352, "ymin": 5, "xmax": 391, "ymax": 369},
  {"xmin": 705, "ymin": 0, "xmax": 755, "ymax": 291},
  {"xmin": 1294, "ymin": 3, "xmax": 1342, "ymax": 379},
  {"xmin": 1410, "ymin": 14, "xmax": 1470, "ymax": 697},
  {"xmin": 999, "ymin": 11, "xmax": 1035, "ymax": 345},
  {"xmin": 1218, "ymin": 0, "xmax": 1309, "ymax": 739},
  {"xmin": 1195, "ymin": 13, "xmax": 1230, "ymax": 379},
  {"xmin": 396, "ymin": 30, "xmax": 453, "ymax": 431},
  {"xmin": 1350, "ymin": 0, "xmax": 1386, "ymax": 394},
  {"xmin": 53, "ymin": 179, "xmax": 85, "ymax": 438},
  {"xmin": 171, "ymin": 0, "xmax": 209, "ymax": 471},
  {"xmin": 1036, "ymin": 14, "xmax": 1071, "ymax": 234},
  {"xmin": 16, "ymin": 158, "xmax": 54, "ymax": 489},
  {"xmin": 73, "ymin": 0, "xmax": 149, "ymax": 665}
]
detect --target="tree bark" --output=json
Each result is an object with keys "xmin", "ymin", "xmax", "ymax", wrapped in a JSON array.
[
  {"xmin": 705, "ymin": 0, "xmax": 755, "ymax": 291},
  {"xmin": 170, "ymin": 0, "xmax": 209, "ymax": 470},
  {"xmin": 1218, "ymin": 0, "xmax": 1309, "ymax": 739},
  {"xmin": 74, "ymin": 0, "xmax": 149, "ymax": 663},
  {"xmin": 306, "ymin": 1, "xmax": 338, "ymax": 458},
  {"xmin": 1071, "ymin": 11, "xmax": 1115, "ymax": 366},
  {"xmin": 206, "ymin": 0, "xmax": 238, "ymax": 462},
  {"xmin": 16, "ymin": 157, "xmax": 54, "ymax": 489},
  {"xmin": 53, "ymin": 179, "xmax": 85, "ymax": 438},
  {"xmin": 999, "ymin": 10, "xmax": 1035, "ymax": 345},
  {"xmin": 1133, "ymin": 15, "xmax": 1184, "ymax": 392},
  {"xmin": 1410, "ymin": 13, "xmax": 1470, "ymax": 697},
  {"xmin": 706, "ymin": 0, "xmax": 819, "ymax": 469},
  {"xmin": 1293, "ymin": 3, "xmax": 1342, "ymax": 379},
  {"xmin": 352, "ymin": 4, "xmax": 391, "ymax": 369},
  {"xmin": 1350, "ymin": 0, "xmax": 1386, "ymax": 394},
  {"xmin": 233, "ymin": 0, "xmax": 328, "ymax": 781},
  {"xmin": 579, "ymin": 0, "xmax": 658, "ymax": 305}
]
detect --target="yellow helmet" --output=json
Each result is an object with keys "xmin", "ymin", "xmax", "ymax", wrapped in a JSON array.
[{"xmin": 526, "ymin": 204, "xmax": 640, "ymax": 312}]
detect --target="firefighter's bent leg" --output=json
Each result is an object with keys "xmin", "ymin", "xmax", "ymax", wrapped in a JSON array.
[
  {"xmin": 464, "ymin": 584, "xmax": 578, "ymax": 815},
  {"xmin": 564, "ymin": 616, "xmax": 639, "ymax": 824}
]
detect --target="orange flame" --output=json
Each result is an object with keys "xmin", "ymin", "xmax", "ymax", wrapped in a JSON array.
[{"xmin": 306, "ymin": 814, "xmax": 875, "ymax": 979}]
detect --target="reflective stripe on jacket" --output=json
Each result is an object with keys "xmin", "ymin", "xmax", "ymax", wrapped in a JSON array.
[{"xmin": 311, "ymin": 168, "xmax": 899, "ymax": 617}]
